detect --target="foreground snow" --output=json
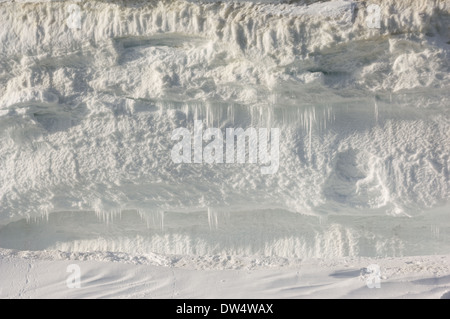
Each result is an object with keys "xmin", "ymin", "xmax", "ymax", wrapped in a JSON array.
[{"xmin": 1, "ymin": 249, "xmax": 449, "ymax": 299}]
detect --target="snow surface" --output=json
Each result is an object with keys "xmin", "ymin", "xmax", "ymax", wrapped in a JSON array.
[
  {"xmin": 1, "ymin": 248, "xmax": 450, "ymax": 299},
  {"xmin": 0, "ymin": 0, "xmax": 449, "ymax": 298}
]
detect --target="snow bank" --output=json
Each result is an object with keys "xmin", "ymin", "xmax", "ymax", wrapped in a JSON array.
[{"xmin": 0, "ymin": 0, "xmax": 448, "ymax": 259}]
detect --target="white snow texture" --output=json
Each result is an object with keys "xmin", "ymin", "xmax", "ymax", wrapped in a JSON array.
[{"xmin": 0, "ymin": 0, "xmax": 449, "ymax": 261}]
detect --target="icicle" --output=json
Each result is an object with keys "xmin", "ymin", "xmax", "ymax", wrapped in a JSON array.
[
  {"xmin": 158, "ymin": 210, "xmax": 165, "ymax": 231},
  {"xmin": 137, "ymin": 209, "xmax": 164, "ymax": 230},
  {"xmin": 94, "ymin": 209, "xmax": 121, "ymax": 225},
  {"xmin": 309, "ymin": 109, "xmax": 313, "ymax": 161},
  {"xmin": 374, "ymin": 99, "xmax": 379, "ymax": 124},
  {"xmin": 207, "ymin": 207, "xmax": 219, "ymax": 230}
]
